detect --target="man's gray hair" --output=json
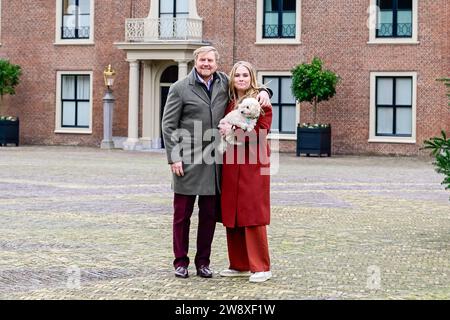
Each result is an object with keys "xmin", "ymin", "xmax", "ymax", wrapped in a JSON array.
[{"xmin": 193, "ymin": 46, "xmax": 219, "ymax": 62}]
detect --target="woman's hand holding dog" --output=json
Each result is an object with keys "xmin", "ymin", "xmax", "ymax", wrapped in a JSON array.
[{"xmin": 218, "ymin": 120, "xmax": 233, "ymax": 137}]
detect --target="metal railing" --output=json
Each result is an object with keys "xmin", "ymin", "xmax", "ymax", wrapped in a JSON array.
[
  {"xmin": 125, "ymin": 17, "xmax": 203, "ymax": 42},
  {"xmin": 377, "ymin": 23, "xmax": 412, "ymax": 37},
  {"xmin": 61, "ymin": 26, "xmax": 90, "ymax": 39},
  {"xmin": 263, "ymin": 24, "xmax": 296, "ymax": 38}
]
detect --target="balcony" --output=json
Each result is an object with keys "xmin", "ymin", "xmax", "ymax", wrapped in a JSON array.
[{"xmin": 125, "ymin": 17, "xmax": 203, "ymax": 42}]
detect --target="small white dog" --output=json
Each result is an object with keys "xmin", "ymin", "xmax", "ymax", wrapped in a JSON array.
[{"xmin": 218, "ymin": 97, "xmax": 261, "ymax": 153}]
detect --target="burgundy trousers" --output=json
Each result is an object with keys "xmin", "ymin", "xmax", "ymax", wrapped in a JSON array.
[{"xmin": 173, "ymin": 193, "xmax": 218, "ymax": 269}]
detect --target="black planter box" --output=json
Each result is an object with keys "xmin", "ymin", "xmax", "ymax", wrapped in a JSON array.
[
  {"xmin": 296, "ymin": 125, "xmax": 331, "ymax": 157},
  {"xmin": 0, "ymin": 118, "xmax": 19, "ymax": 146}
]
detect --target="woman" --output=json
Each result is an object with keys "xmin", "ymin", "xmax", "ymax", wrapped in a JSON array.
[{"xmin": 218, "ymin": 61, "xmax": 272, "ymax": 283}]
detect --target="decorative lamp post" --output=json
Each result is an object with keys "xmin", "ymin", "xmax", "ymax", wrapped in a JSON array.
[{"xmin": 101, "ymin": 64, "xmax": 116, "ymax": 149}]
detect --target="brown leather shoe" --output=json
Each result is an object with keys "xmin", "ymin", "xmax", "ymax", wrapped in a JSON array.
[
  {"xmin": 196, "ymin": 265, "xmax": 213, "ymax": 278},
  {"xmin": 175, "ymin": 266, "xmax": 188, "ymax": 278}
]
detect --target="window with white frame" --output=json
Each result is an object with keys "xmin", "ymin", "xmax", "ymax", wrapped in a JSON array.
[
  {"xmin": 262, "ymin": 75, "xmax": 297, "ymax": 134},
  {"xmin": 377, "ymin": 0, "xmax": 412, "ymax": 38},
  {"xmin": 263, "ymin": 0, "xmax": 296, "ymax": 38},
  {"xmin": 369, "ymin": 72, "xmax": 416, "ymax": 143},
  {"xmin": 368, "ymin": 0, "xmax": 418, "ymax": 44},
  {"xmin": 159, "ymin": 0, "xmax": 189, "ymax": 39},
  {"xmin": 56, "ymin": 0, "xmax": 94, "ymax": 44},
  {"xmin": 256, "ymin": 0, "xmax": 301, "ymax": 44},
  {"xmin": 55, "ymin": 71, "xmax": 93, "ymax": 133}
]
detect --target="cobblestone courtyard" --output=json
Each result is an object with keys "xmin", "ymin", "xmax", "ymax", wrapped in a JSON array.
[{"xmin": 0, "ymin": 146, "xmax": 449, "ymax": 299}]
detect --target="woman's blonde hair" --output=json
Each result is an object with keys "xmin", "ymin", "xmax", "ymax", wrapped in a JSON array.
[{"xmin": 229, "ymin": 61, "xmax": 261, "ymax": 104}]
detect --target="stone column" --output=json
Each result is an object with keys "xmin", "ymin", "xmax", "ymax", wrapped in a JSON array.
[
  {"xmin": 123, "ymin": 60, "xmax": 140, "ymax": 151},
  {"xmin": 141, "ymin": 61, "xmax": 153, "ymax": 149},
  {"xmin": 176, "ymin": 59, "xmax": 189, "ymax": 80},
  {"xmin": 100, "ymin": 89, "xmax": 115, "ymax": 149}
]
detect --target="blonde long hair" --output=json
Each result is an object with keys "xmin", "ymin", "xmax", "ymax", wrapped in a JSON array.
[{"xmin": 229, "ymin": 61, "xmax": 261, "ymax": 105}]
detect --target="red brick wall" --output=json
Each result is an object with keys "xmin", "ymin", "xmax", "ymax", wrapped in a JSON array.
[
  {"xmin": 0, "ymin": 0, "xmax": 448, "ymax": 155},
  {"xmin": 218, "ymin": 0, "xmax": 449, "ymax": 155},
  {"xmin": 0, "ymin": 0, "xmax": 131, "ymax": 146}
]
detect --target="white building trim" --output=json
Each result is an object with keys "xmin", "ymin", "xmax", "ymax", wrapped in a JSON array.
[
  {"xmin": 255, "ymin": 0, "xmax": 302, "ymax": 45},
  {"xmin": 368, "ymin": 0, "xmax": 419, "ymax": 45},
  {"xmin": 369, "ymin": 71, "xmax": 417, "ymax": 144},
  {"xmin": 54, "ymin": 0, "xmax": 95, "ymax": 45},
  {"xmin": 54, "ymin": 70, "xmax": 93, "ymax": 134}
]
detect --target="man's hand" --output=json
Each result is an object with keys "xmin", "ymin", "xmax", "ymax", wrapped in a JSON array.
[
  {"xmin": 170, "ymin": 162, "xmax": 184, "ymax": 177},
  {"xmin": 256, "ymin": 90, "xmax": 271, "ymax": 108}
]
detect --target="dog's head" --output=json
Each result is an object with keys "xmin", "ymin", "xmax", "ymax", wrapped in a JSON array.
[{"xmin": 238, "ymin": 97, "xmax": 261, "ymax": 119}]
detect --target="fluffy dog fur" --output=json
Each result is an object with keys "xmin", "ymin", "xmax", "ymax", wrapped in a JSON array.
[{"xmin": 218, "ymin": 97, "xmax": 261, "ymax": 153}]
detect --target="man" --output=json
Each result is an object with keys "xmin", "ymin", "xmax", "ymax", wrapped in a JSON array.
[{"xmin": 162, "ymin": 46, "xmax": 270, "ymax": 279}]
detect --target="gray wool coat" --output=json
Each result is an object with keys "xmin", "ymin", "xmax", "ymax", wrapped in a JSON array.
[{"xmin": 162, "ymin": 69, "xmax": 229, "ymax": 195}]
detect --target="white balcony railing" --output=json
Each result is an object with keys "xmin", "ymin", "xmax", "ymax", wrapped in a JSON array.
[{"xmin": 125, "ymin": 17, "xmax": 203, "ymax": 42}]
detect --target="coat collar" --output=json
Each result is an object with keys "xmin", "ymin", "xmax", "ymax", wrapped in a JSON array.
[{"xmin": 188, "ymin": 69, "xmax": 222, "ymax": 105}]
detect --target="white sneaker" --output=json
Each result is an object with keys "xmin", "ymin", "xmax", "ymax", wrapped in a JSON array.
[
  {"xmin": 249, "ymin": 271, "xmax": 272, "ymax": 283},
  {"xmin": 219, "ymin": 269, "xmax": 251, "ymax": 277}
]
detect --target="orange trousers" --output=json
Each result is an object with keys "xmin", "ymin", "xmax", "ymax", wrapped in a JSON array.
[{"xmin": 226, "ymin": 225, "xmax": 270, "ymax": 273}]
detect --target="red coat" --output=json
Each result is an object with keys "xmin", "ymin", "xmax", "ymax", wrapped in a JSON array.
[{"xmin": 221, "ymin": 100, "xmax": 272, "ymax": 228}]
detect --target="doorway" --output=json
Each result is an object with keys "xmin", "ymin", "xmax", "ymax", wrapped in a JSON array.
[{"xmin": 160, "ymin": 65, "xmax": 179, "ymax": 148}]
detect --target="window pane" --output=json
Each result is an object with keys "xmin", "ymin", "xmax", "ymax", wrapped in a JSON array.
[
  {"xmin": 397, "ymin": 11, "xmax": 412, "ymax": 36},
  {"xmin": 265, "ymin": 12, "xmax": 278, "ymax": 25},
  {"xmin": 271, "ymin": 105, "xmax": 279, "ymax": 132},
  {"xmin": 377, "ymin": 107, "xmax": 393, "ymax": 134},
  {"xmin": 378, "ymin": 0, "xmax": 393, "ymax": 10},
  {"xmin": 283, "ymin": 0, "xmax": 296, "ymax": 11},
  {"xmin": 77, "ymin": 102, "xmax": 90, "ymax": 127},
  {"xmin": 62, "ymin": 102, "xmax": 76, "ymax": 126},
  {"xmin": 377, "ymin": 78, "xmax": 393, "ymax": 105},
  {"xmin": 396, "ymin": 107, "xmax": 412, "ymax": 135},
  {"xmin": 264, "ymin": 13, "xmax": 279, "ymax": 37},
  {"xmin": 160, "ymin": 0, "xmax": 174, "ymax": 14},
  {"xmin": 63, "ymin": 15, "xmax": 76, "ymax": 28},
  {"xmin": 282, "ymin": 12, "xmax": 296, "ymax": 37},
  {"xmin": 64, "ymin": 0, "xmax": 76, "ymax": 14},
  {"xmin": 176, "ymin": 0, "xmax": 189, "ymax": 13},
  {"xmin": 397, "ymin": 0, "xmax": 412, "ymax": 10},
  {"xmin": 265, "ymin": 0, "xmax": 279, "ymax": 12},
  {"xmin": 379, "ymin": 11, "xmax": 393, "ymax": 24},
  {"xmin": 77, "ymin": 76, "xmax": 90, "ymax": 100},
  {"xmin": 263, "ymin": 77, "xmax": 279, "ymax": 103},
  {"xmin": 395, "ymin": 78, "xmax": 412, "ymax": 106},
  {"xmin": 282, "ymin": 12, "xmax": 296, "ymax": 25},
  {"xmin": 397, "ymin": 11, "xmax": 412, "ymax": 24},
  {"xmin": 281, "ymin": 77, "xmax": 295, "ymax": 103},
  {"xmin": 62, "ymin": 76, "xmax": 75, "ymax": 99},
  {"xmin": 378, "ymin": 11, "xmax": 393, "ymax": 36},
  {"xmin": 78, "ymin": 0, "xmax": 90, "ymax": 14},
  {"xmin": 79, "ymin": 14, "xmax": 90, "ymax": 28},
  {"xmin": 281, "ymin": 105, "xmax": 296, "ymax": 132}
]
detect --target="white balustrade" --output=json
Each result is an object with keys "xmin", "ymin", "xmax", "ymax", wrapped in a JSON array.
[{"xmin": 125, "ymin": 17, "xmax": 202, "ymax": 42}]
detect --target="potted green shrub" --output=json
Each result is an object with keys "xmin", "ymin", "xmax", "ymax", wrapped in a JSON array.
[
  {"xmin": 423, "ymin": 78, "xmax": 450, "ymax": 199},
  {"xmin": 0, "ymin": 59, "xmax": 22, "ymax": 146},
  {"xmin": 291, "ymin": 57, "xmax": 339, "ymax": 156}
]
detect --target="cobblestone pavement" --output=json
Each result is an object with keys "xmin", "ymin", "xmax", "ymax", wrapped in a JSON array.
[{"xmin": 0, "ymin": 146, "xmax": 449, "ymax": 300}]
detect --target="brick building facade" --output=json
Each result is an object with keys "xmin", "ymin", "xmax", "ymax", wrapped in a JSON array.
[{"xmin": 0, "ymin": 0, "xmax": 448, "ymax": 155}]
